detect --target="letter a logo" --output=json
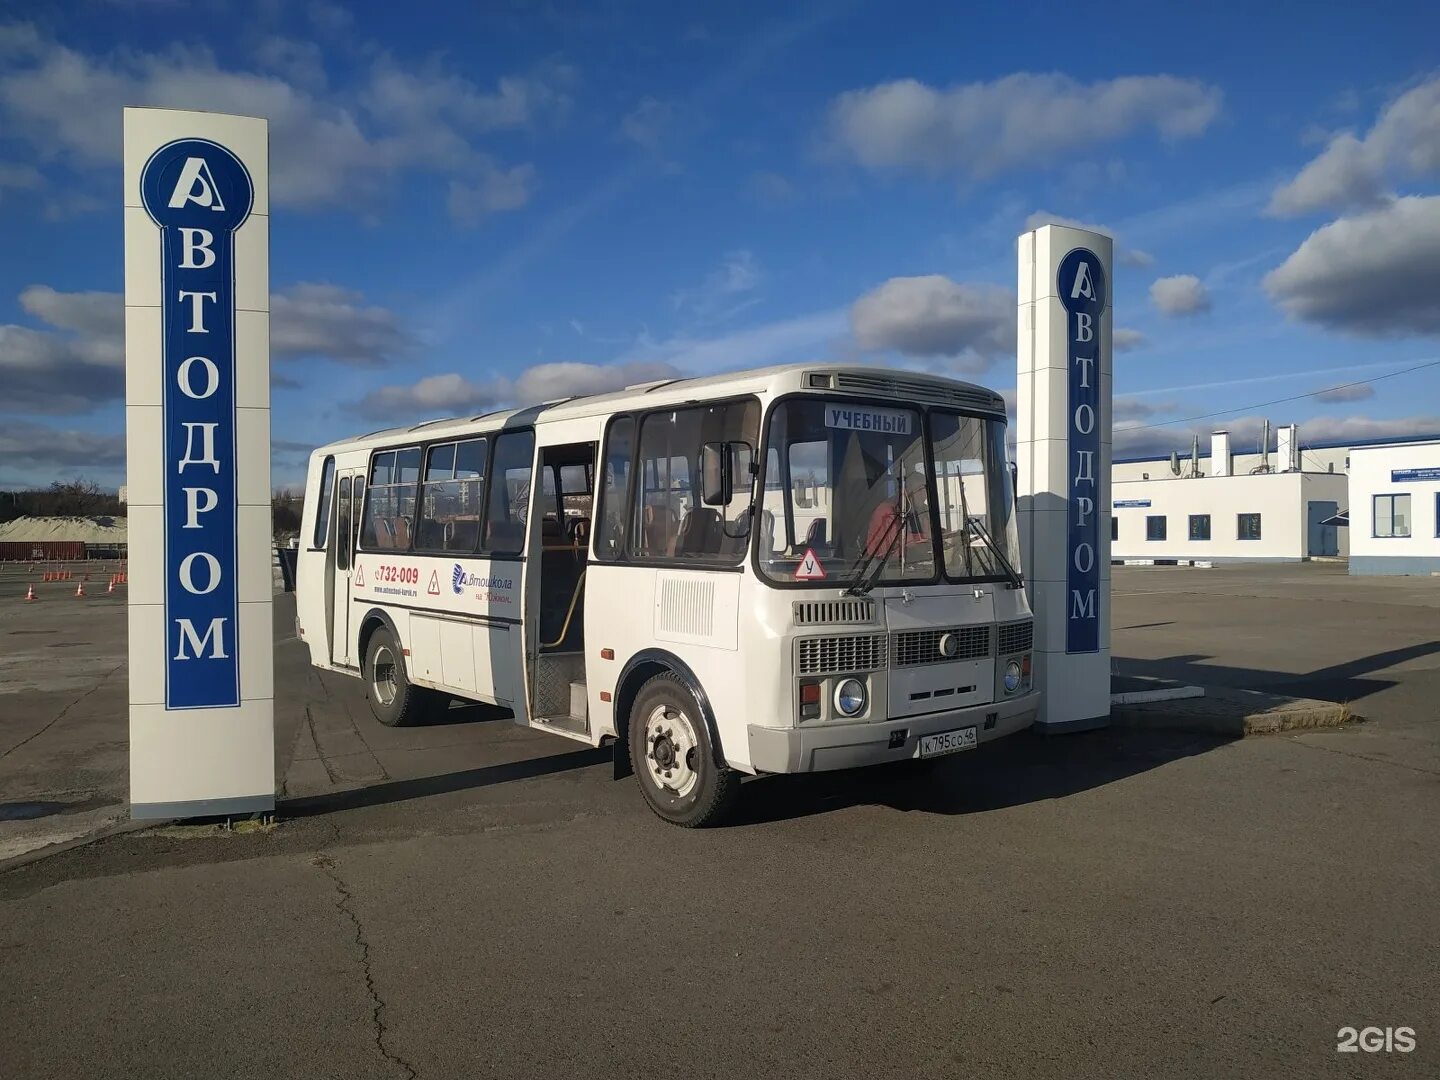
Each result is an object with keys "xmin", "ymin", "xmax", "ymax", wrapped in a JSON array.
[
  {"xmin": 1070, "ymin": 261, "xmax": 1095, "ymax": 302},
  {"xmin": 168, "ymin": 156, "xmax": 226, "ymax": 211}
]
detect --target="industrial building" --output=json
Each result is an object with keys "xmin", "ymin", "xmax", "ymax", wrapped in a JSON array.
[
  {"xmin": 1347, "ymin": 438, "xmax": 1440, "ymax": 576},
  {"xmin": 1111, "ymin": 424, "xmax": 1349, "ymax": 564}
]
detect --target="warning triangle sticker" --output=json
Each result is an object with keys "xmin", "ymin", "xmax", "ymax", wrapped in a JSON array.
[
  {"xmin": 354, "ymin": 564, "xmax": 365, "ymax": 587},
  {"xmin": 427, "ymin": 569, "xmax": 441, "ymax": 595},
  {"xmin": 794, "ymin": 548, "xmax": 827, "ymax": 581}
]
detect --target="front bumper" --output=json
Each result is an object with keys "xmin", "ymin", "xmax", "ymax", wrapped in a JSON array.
[{"xmin": 746, "ymin": 691, "xmax": 1039, "ymax": 774}]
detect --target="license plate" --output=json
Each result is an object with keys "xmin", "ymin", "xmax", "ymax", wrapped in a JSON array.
[{"xmin": 916, "ymin": 726, "xmax": 978, "ymax": 759}]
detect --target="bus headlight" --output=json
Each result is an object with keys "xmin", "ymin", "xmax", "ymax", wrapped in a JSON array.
[
  {"xmin": 835, "ymin": 678, "xmax": 867, "ymax": 717},
  {"xmin": 1003, "ymin": 660, "xmax": 1022, "ymax": 694}
]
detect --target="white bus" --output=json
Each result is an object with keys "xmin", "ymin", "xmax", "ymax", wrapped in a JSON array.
[{"xmin": 296, "ymin": 364, "xmax": 1038, "ymax": 826}]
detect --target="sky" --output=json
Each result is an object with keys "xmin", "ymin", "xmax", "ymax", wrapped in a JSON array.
[{"xmin": 2, "ymin": 0, "xmax": 1439, "ymax": 491}]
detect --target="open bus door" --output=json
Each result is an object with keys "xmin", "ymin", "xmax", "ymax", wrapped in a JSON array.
[
  {"xmin": 523, "ymin": 441, "xmax": 596, "ymax": 736},
  {"xmin": 325, "ymin": 468, "xmax": 364, "ymax": 667}
]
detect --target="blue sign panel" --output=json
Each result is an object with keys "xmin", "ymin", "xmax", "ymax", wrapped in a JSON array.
[
  {"xmin": 1392, "ymin": 467, "xmax": 1440, "ymax": 483},
  {"xmin": 1058, "ymin": 249, "xmax": 1104, "ymax": 654},
  {"xmin": 140, "ymin": 139, "xmax": 253, "ymax": 709},
  {"xmin": 1113, "ymin": 499, "xmax": 1151, "ymax": 508}
]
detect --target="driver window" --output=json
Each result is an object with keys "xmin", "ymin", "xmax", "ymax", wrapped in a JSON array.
[{"xmin": 631, "ymin": 399, "xmax": 759, "ymax": 565}]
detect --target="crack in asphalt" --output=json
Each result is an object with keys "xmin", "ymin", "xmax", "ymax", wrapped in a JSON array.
[
  {"xmin": 1, "ymin": 662, "xmax": 124, "ymax": 759},
  {"xmin": 1288, "ymin": 735, "xmax": 1440, "ymax": 776},
  {"xmin": 313, "ymin": 843, "xmax": 417, "ymax": 1080}
]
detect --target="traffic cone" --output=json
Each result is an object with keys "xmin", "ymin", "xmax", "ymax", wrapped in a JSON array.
[
  {"xmin": 107, "ymin": 576, "xmax": 116, "ymax": 594},
  {"xmin": 25, "ymin": 584, "xmax": 35, "ymax": 601},
  {"xmin": 74, "ymin": 580, "xmax": 85, "ymax": 597}
]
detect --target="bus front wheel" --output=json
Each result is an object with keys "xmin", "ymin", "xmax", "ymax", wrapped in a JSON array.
[
  {"xmin": 364, "ymin": 628, "xmax": 440, "ymax": 728},
  {"xmin": 628, "ymin": 672, "xmax": 739, "ymax": 828}
]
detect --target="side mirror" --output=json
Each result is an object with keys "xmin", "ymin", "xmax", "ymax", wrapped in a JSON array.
[{"xmin": 701, "ymin": 442, "xmax": 732, "ymax": 506}]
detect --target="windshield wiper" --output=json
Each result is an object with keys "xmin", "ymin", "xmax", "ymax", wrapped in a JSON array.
[
  {"xmin": 966, "ymin": 516, "xmax": 1023, "ymax": 588},
  {"xmin": 846, "ymin": 509, "xmax": 907, "ymax": 597}
]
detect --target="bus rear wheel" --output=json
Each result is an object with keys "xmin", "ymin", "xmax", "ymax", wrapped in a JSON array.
[
  {"xmin": 364, "ymin": 628, "xmax": 441, "ymax": 728},
  {"xmin": 628, "ymin": 672, "xmax": 739, "ymax": 828}
]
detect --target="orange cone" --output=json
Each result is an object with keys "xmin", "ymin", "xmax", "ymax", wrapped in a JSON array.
[
  {"xmin": 107, "ymin": 577, "xmax": 116, "ymax": 594},
  {"xmin": 74, "ymin": 580, "xmax": 85, "ymax": 597},
  {"xmin": 25, "ymin": 584, "xmax": 35, "ymax": 601}
]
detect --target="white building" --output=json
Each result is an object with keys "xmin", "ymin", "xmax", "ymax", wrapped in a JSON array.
[
  {"xmin": 1347, "ymin": 439, "xmax": 1440, "ymax": 576},
  {"xmin": 1111, "ymin": 426, "xmax": 1349, "ymax": 564}
]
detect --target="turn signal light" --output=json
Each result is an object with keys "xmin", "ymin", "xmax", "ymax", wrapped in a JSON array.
[
  {"xmin": 799, "ymin": 682, "xmax": 821, "ymax": 705},
  {"xmin": 1021, "ymin": 654, "xmax": 1031, "ymax": 677}
]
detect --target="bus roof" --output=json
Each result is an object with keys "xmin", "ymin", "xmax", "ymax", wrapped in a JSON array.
[{"xmin": 313, "ymin": 362, "xmax": 1007, "ymax": 455}]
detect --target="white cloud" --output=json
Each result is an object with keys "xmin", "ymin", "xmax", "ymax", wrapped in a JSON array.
[
  {"xmin": 851, "ymin": 275, "xmax": 1014, "ymax": 371},
  {"xmin": 354, "ymin": 360, "xmax": 684, "ymax": 421},
  {"xmin": 827, "ymin": 73, "xmax": 1220, "ymax": 179},
  {"xmin": 1113, "ymin": 412, "xmax": 1440, "ymax": 459},
  {"xmin": 1023, "ymin": 210, "xmax": 1154, "ymax": 267},
  {"xmin": 618, "ymin": 97, "xmax": 674, "ymax": 152},
  {"xmin": 748, "ymin": 170, "xmax": 794, "ymax": 206},
  {"xmin": 1113, "ymin": 327, "xmax": 1147, "ymax": 352},
  {"xmin": 1149, "ymin": 274, "xmax": 1211, "ymax": 316},
  {"xmin": 622, "ymin": 307, "xmax": 850, "ymax": 375},
  {"xmin": 447, "ymin": 161, "xmax": 537, "ymax": 226},
  {"xmin": 1264, "ymin": 195, "xmax": 1440, "ymax": 337},
  {"xmin": 1269, "ymin": 77, "xmax": 1440, "ymax": 216},
  {"xmin": 1312, "ymin": 383, "xmax": 1375, "ymax": 403},
  {"xmin": 0, "ymin": 281, "xmax": 410, "ymax": 415},
  {"xmin": 269, "ymin": 283, "xmax": 413, "ymax": 365},
  {"xmin": 671, "ymin": 250, "xmax": 762, "ymax": 323},
  {"xmin": 0, "ymin": 27, "xmax": 561, "ymax": 213},
  {"xmin": 0, "ymin": 420, "xmax": 126, "ymax": 475}
]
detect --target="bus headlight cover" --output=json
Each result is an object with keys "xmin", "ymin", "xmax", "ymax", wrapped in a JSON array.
[
  {"xmin": 1003, "ymin": 660, "xmax": 1022, "ymax": 694},
  {"xmin": 835, "ymin": 678, "xmax": 866, "ymax": 716}
]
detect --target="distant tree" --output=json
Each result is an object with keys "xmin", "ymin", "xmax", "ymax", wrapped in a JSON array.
[{"xmin": 272, "ymin": 488, "xmax": 303, "ymax": 539}]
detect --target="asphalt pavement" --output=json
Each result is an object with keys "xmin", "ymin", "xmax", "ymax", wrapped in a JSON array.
[{"xmin": 1, "ymin": 562, "xmax": 1437, "ymax": 1079}]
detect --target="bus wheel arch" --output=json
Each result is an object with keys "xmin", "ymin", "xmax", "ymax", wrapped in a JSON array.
[
  {"xmin": 357, "ymin": 609, "xmax": 400, "ymax": 677},
  {"xmin": 613, "ymin": 650, "xmax": 726, "ymax": 769}
]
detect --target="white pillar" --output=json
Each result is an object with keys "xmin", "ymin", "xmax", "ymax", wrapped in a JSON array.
[
  {"xmin": 125, "ymin": 108, "xmax": 274, "ymax": 818},
  {"xmin": 1016, "ymin": 226, "xmax": 1113, "ymax": 732}
]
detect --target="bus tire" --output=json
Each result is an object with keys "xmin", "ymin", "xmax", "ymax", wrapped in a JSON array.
[
  {"xmin": 629, "ymin": 672, "xmax": 739, "ymax": 828},
  {"xmin": 363, "ymin": 628, "xmax": 436, "ymax": 728}
]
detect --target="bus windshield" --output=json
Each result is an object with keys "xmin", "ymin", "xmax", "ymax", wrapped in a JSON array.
[{"xmin": 756, "ymin": 398, "xmax": 1019, "ymax": 587}]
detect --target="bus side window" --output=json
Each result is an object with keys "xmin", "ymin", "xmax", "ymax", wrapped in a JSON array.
[
  {"xmin": 595, "ymin": 417, "xmax": 634, "ymax": 561},
  {"xmin": 481, "ymin": 430, "xmax": 534, "ymax": 556},
  {"xmin": 336, "ymin": 477, "xmax": 352, "ymax": 571},
  {"xmin": 313, "ymin": 456, "xmax": 335, "ymax": 548}
]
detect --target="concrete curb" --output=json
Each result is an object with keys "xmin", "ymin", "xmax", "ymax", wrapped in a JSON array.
[
  {"xmin": 0, "ymin": 816, "xmax": 169, "ymax": 876},
  {"xmin": 1111, "ymin": 684, "xmax": 1356, "ymax": 737}
]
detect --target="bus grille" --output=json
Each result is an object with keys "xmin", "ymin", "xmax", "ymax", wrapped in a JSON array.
[
  {"xmin": 792, "ymin": 598, "xmax": 876, "ymax": 625},
  {"xmin": 796, "ymin": 633, "xmax": 888, "ymax": 675},
  {"xmin": 892, "ymin": 625, "xmax": 991, "ymax": 667},
  {"xmin": 997, "ymin": 620, "xmax": 1034, "ymax": 655}
]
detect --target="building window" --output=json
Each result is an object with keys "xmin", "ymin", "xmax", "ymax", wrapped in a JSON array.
[
  {"xmin": 1188, "ymin": 514, "xmax": 1211, "ymax": 541},
  {"xmin": 1237, "ymin": 513, "xmax": 1262, "ymax": 541},
  {"xmin": 1146, "ymin": 515, "xmax": 1166, "ymax": 541},
  {"xmin": 1111, "ymin": 516, "xmax": 1118, "ymax": 542},
  {"xmin": 1373, "ymin": 494, "xmax": 1411, "ymax": 538}
]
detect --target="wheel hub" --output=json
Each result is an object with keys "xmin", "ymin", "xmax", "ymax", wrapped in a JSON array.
[{"xmin": 643, "ymin": 704, "xmax": 699, "ymax": 798}]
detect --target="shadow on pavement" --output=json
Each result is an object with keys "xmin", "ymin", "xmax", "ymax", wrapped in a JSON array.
[
  {"xmin": 281, "ymin": 746, "xmax": 611, "ymax": 817},
  {"xmin": 729, "ymin": 727, "xmax": 1232, "ymax": 827},
  {"xmin": 280, "ymin": 723, "xmax": 1230, "ymax": 828},
  {"xmin": 1115, "ymin": 640, "xmax": 1440, "ymax": 709}
]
